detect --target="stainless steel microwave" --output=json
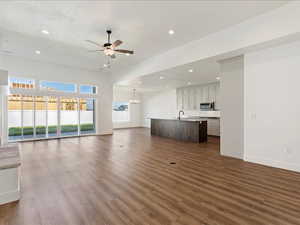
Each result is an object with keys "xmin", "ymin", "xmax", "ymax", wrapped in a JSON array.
[{"xmin": 200, "ymin": 102, "xmax": 215, "ymax": 111}]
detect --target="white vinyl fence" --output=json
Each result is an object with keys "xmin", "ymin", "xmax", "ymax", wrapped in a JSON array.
[
  {"xmin": 8, "ymin": 110, "xmax": 94, "ymax": 127},
  {"xmin": 112, "ymin": 111, "xmax": 129, "ymax": 122}
]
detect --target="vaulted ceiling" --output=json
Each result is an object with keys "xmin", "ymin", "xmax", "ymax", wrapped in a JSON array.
[{"xmin": 0, "ymin": 1, "xmax": 288, "ymax": 83}]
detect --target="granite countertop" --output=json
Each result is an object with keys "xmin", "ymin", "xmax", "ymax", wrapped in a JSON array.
[{"xmin": 0, "ymin": 144, "xmax": 21, "ymax": 170}]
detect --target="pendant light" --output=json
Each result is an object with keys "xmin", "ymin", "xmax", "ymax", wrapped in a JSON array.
[{"xmin": 129, "ymin": 88, "xmax": 140, "ymax": 104}]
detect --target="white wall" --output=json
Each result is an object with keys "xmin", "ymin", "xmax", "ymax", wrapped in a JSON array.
[
  {"xmin": 141, "ymin": 89, "xmax": 177, "ymax": 128},
  {"xmin": 113, "ymin": 88, "xmax": 141, "ymax": 129},
  {"xmin": 2, "ymin": 55, "xmax": 113, "ymax": 136},
  {"xmin": 244, "ymin": 40, "xmax": 300, "ymax": 172},
  {"xmin": 219, "ymin": 56, "xmax": 244, "ymax": 159},
  {"xmin": 141, "ymin": 89, "xmax": 221, "ymax": 128}
]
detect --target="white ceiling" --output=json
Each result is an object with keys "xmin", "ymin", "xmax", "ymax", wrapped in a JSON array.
[
  {"xmin": 116, "ymin": 57, "xmax": 220, "ymax": 92},
  {"xmin": 0, "ymin": 1, "xmax": 288, "ymax": 76}
]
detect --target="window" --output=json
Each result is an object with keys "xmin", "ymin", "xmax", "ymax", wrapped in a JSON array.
[
  {"xmin": 22, "ymin": 96, "xmax": 34, "ymax": 139},
  {"xmin": 8, "ymin": 95, "xmax": 22, "ymax": 140},
  {"xmin": 48, "ymin": 97, "xmax": 58, "ymax": 137},
  {"xmin": 112, "ymin": 102, "xmax": 129, "ymax": 122},
  {"xmin": 40, "ymin": 81, "xmax": 76, "ymax": 93},
  {"xmin": 9, "ymin": 77, "xmax": 35, "ymax": 89},
  {"xmin": 35, "ymin": 96, "xmax": 47, "ymax": 138},
  {"xmin": 80, "ymin": 85, "xmax": 97, "ymax": 94},
  {"xmin": 7, "ymin": 78, "xmax": 98, "ymax": 141},
  {"xmin": 60, "ymin": 98, "xmax": 78, "ymax": 136},
  {"xmin": 7, "ymin": 94, "xmax": 96, "ymax": 141},
  {"xmin": 80, "ymin": 99, "xmax": 95, "ymax": 134}
]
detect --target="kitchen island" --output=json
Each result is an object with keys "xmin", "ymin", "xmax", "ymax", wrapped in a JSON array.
[{"xmin": 151, "ymin": 118, "xmax": 207, "ymax": 143}]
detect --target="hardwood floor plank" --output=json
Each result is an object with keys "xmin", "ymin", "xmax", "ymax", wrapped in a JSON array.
[{"xmin": 1, "ymin": 128, "xmax": 300, "ymax": 225}]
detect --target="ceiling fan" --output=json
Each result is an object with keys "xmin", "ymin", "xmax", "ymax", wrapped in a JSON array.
[{"xmin": 86, "ymin": 30, "xmax": 134, "ymax": 59}]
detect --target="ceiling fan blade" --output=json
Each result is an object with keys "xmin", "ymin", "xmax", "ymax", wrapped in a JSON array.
[
  {"xmin": 88, "ymin": 50, "xmax": 104, "ymax": 52},
  {"xmin": 111, "ymin": 40, "xmax": 123, "ymax": 48},
  {"xmin": 115, "ymin": 49, "xmax": 134, "ymax": 54},
  {"xmin": 85, "ymin": 40, "xmax": 103, "ymax": 47}
]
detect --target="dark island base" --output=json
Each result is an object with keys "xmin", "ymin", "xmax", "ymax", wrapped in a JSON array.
[{"xmin": 151, "ymin": 119, "xmax": 207, "ymax": 143}]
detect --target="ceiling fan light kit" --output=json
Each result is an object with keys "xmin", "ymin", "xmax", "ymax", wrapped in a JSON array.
[{"xmin": 86, "ymin": 30, "xmax": 134, "ymax": 61}]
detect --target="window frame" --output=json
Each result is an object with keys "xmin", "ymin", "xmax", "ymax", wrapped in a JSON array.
[
  {"xmin": 39, "ymin": 80, "xmax": 77, "ymax": 93},
  {"xmin": 9, "ymin": 77, "xmax": 35, "ymax": 90},
  {"xmin": 112, "ymin": 101, "xmax": 130, "ymax": 122},
  {"xmin": 79, "ymin": 84, "xmax": 97, "ymax": 95}
]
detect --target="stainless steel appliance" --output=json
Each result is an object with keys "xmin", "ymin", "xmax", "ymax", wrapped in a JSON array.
[{"xmin": 200, "ymin": 102, "xmax": 215, "ymax": 111}]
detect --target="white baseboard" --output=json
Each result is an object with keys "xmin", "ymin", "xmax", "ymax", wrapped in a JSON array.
[
  {"xmin": 96, "ymin": 132, "xmax": 113, "ymax": 136},
  {"xmin": 0, "ymin": 188, "xmax": 20, "ymax": 205},
  {"xmin": 244, "ymin": 155, "xmax": 300, "ymax": 173}
]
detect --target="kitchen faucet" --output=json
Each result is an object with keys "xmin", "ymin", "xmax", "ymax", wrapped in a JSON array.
[{"xmin": 178, "ymin": 110, "xmax": 184, "ymax": 120}]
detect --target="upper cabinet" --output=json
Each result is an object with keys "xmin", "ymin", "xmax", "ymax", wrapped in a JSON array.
[
  {"xmin": 176, "ymin": 88, "xmax": 183, "ymax": 110},
  {"xmin": 176, "ymin": 82, "xmax": 220, "ymax": 110}
]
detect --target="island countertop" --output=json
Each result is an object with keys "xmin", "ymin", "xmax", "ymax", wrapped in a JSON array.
[
  {"xmin": 150, "ymin": 118, "xmax": 207, "ymax": 142},
  {"xmin": 149, "ymin": 117, "xmax": 208, "ymax": 122}
]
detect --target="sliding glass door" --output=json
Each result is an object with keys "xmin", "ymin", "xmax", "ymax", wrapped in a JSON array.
[
  {"xmin": 80, "ymin": 98, "xmax": 95, "ymax": 135},
  {"xmin": 22, "ymin": 96, "xmax": 34, "ymax": 139},
  {"xmin": 35, "ymin": 96, "xmax": 47, "ymax": 138},
  {"xmin": 60, "ymin": 97, "xmax": 78, "ymax": 137},
  {"xmin": 48, "ymin": 96, "xmax": 58, "ymax": 137},
  {"xmin": 7, "ymin": 95, "xmax": 95, "ymax": 141},
  {"xmin": 8, "ymin": 95, "xmax": 22, "ymax": 141}
]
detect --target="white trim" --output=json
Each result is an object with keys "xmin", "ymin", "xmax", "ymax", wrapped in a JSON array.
[
  {"xmin": 244, "ymin": 155, "xmax": 300, "ymax": 173},
  {"xmin": 46, "ymin": 96, "xmax": 49, "ymax": 138},
  {"xmin": 97, "ymin": 131, "xmax": 113, "ymax": 136},
  {"xmin": 10, "ymin": 88, "xmax": 98, "ymax": 99},
  {"xmin": 57, "ymin": 97, "xmax": 61, "ymax": 137},
  {"xmin": 33, "ymin": 96, "xmax": 36, "ymax": 138},
  {"xmin": 77, "ymin": 98, "xmax": 80, "ymax": 136}
]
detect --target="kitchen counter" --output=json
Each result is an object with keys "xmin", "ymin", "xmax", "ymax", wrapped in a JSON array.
[{"xmin": 151, "ymin": 118, "xmax": 207, "ymax": 142}]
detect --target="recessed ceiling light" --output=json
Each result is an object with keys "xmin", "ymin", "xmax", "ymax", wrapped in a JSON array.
[
  {"xmin": 187, "ymin": 82, "xmax": 192, "ymax": 85},
  {"xmin": 216, "ymin": 76, "xmax": 221, "ymax": 80},
  {"xmin": 103, "ymin": 64, "xmax": 108, "ymax": 68},
  {"xmin": 168, "ymin": 29, "xmax": 175, "ymax": 35},
  {"xmin": 159, "ymin": 76, "xmax": 165, "ymax": 80},
  {"xmin": 35, "ymin": 50, "xmax": 41, "ymax": 55},
  {"xmin": 41, "ymin": 30, "xmax": 49, "ymax": 35},
  {"xmin": 188, "ymin": 69, "xmax": 193, "ymax": 73}
]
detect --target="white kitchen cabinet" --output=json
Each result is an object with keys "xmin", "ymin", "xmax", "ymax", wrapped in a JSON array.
[
  {"xmin": 176, "ymin": 88, "xmax": 183, "ymax": 110},
  {"xmin": 196, "ymin": 86, "xmax": 203, "ymax": 107},
  {"xmin": 202, "ymin": 86, "xmax": 209, "ymax": 103},
  {"xmin": 183, "ymin": 88, "xmax": 189, "ymax": 110},
  {"xmin": 176, "ymin": 82, "xmax": 220, "ymax": 110},
  {"xmin": 208, "ymin": 84, "xmax": 216, "ymax": 103},
  {"xmin": 190, "ymin": 87, "xmax": 198, "ymax": 110},
  {"xmin": 207, "ymin": 118, "xmax": 220, "ymax": 136}
]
